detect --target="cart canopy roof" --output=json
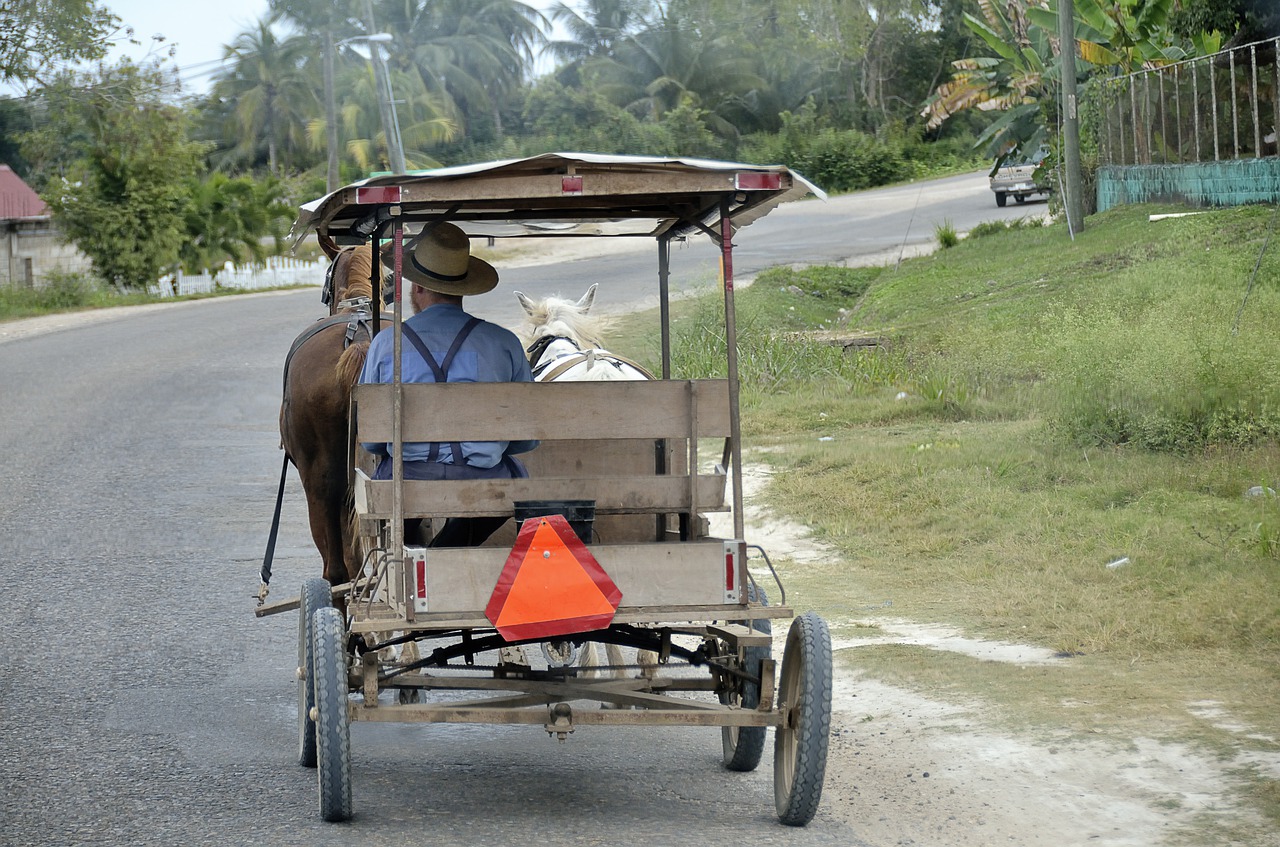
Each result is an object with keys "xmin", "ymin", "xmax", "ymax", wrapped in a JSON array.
[{"xmin": 290, "ymin": 152, "xmax": 824, "ymax": 249}]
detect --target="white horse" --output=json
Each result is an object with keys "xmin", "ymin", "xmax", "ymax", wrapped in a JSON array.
[
  {"xmin": 516, "ymin": 284, "xmax": 654, "ymax": 382},
  {"xmin": 513, "ymin": 283, "xmax": 658, "ymax": 687}
]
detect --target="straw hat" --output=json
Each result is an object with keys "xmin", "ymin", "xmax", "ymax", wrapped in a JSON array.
[{"xmin": 391, "ymin": 222, "xmax": 498, "ymax": 296}]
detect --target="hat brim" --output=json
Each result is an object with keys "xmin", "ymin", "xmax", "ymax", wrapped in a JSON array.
[
  {"xmin": 380, "ymin": 240, "xmax": 499, "ymax": 296},
  {"xmin": 403, "ymin": 254, "xmax": 498, "ymax": 296}
]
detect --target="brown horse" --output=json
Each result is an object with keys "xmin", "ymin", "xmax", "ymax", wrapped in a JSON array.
[{"xmin": 279, "ymin": 239, "xmax": 384, "ymax": 588}]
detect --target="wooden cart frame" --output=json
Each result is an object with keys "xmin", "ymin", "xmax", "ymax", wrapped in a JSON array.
[{"xmin": 259, "ymin": 153, "xmax": 833, "ymax": 826}]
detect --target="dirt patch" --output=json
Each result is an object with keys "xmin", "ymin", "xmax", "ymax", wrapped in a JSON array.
[{"xmin": 712, "ymin": 463, "xmax": 1269, "ymax": 846}]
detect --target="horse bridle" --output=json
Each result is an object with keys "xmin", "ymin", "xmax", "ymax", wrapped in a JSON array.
[
  {"xmin": 526, "ymin": 334, "xmax": 575, "ymax": 373},
  {"xmin": 527, "ymin": 333, "xmax": 655, "ymax": 382}
]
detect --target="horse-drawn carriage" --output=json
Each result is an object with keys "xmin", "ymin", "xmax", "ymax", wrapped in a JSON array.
[{"xmin": 256, "ymin": 153, "xmax": 833, "ymax": 826}]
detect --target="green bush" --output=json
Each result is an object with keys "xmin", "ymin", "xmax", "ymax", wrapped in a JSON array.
[
  {"xmin": 36, "ymin": 272, "xmax": 97, "ymax": 308},
  {"xmin": 739, "ymin": 104, "xmax": 909, "ymax": 192},
  {"xmin": 0, "ymin": 271, "xmax": 101, "ymax": 319},
  {"xmin": 966, "ymin": 220, "xmax": 1010, "ymax": 240}
]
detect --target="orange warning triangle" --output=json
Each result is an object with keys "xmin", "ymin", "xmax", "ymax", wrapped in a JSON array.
[
  {"xmin": 495, "ymin": 521, "xmax": 616, "ymax": 627},
  {"xmin": 485, "ymin": 514, "xmax": 621, "ymax": 641}
]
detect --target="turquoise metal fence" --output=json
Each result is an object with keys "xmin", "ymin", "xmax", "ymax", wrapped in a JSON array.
[
  {"xmin": 1094, "ymin": 38, "xmax": 1278, "ymax": 210},
  {"xmin": 1097, "ymin": 158, "xmax": 1280, "ymax": 212}
]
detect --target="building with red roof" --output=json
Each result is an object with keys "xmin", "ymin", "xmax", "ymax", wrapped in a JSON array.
[{"xmin": 0, "ymin": 164, "xmax": 90, "ymax": 287}]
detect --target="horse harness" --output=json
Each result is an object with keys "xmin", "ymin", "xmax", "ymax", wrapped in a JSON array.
[
  {"xmin": 263, "ymin": 303, "xmax": 384, "ymax": 601},
  {"xmin": 282, "ymin": 301, "xmax": 383, "ymax": 390},
  {"xmin": 526, "ymin": 334, "xmax": 656, "ymax": 382}
]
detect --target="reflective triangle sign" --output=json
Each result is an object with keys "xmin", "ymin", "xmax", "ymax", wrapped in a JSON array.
[{"xmin": 485, "ymin": 514, "xmax": 621, "ymax": 641}]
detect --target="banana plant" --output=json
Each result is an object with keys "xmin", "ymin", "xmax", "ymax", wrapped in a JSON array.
[
  {"xmin": 1025, "ymin": 0, "xmax": 1218, "ymax": 73},
  {"xmin": 921, "ymin": 0, "xmax": 1056, "ymax": 161},
  {"xmin": 923, "ymin": 0, "xmax": 1220, "ymax": 163}
]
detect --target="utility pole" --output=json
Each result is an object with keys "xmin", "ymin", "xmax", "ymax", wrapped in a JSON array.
[
  {"xmin": 1059, "ymin": 0, "xmax": 1085, "ymax": 234},
  {"xmin": 363, "ymin": 0, "xmax": 406, "ymax": 175},
  {"xmin": 324, "ymin": 30, "xmax": 339, "ymax": 192}
]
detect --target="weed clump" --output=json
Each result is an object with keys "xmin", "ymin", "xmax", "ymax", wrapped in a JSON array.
[{"xmin": 935, "ymin": 220, "xmax": 959, "ymax": 249}]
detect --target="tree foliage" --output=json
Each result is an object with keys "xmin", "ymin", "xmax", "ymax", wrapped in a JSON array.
[
  {"xmin": 179, "ymin": 173, "xmax": 294, "ymax": 273},
  {"xmin": 0, "ymin": 0, "xmax": 1247, "ymax": 295},
  {"xmin": 216, "ymin": 21, "xmax": 317, "ymax": 175},
  {"xmin": 923, "ymin": 0, "xmax": 1222, "ymax": 161},
  {"xmin": 23, "ymin": 62, "xmax": 206, "ymax": 288},
  {"xmin": 0, "ymin": 0, "xmax": 119, "ymax": 86}
]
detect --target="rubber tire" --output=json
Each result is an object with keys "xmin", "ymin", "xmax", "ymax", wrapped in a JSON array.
[
  {"xmin": 774, "ymin": 612, "xmax": 832, "ymax": 827},
  {"xmin": 721, "ymin": 584, "xmax": 771, "ymax": 772},
  {"xmin": 995, "ymin": 191, "xmax": 1008, "ymax": 207},
  {"xmin": 298, "ymin": 578, "xmax": 332, "ymax": 768},
  {"xmin": 313, "ymin": 606, "xmax": 353, "ymax": 822},
  {"xmin": 1015, "ymin": 194, "xmax": 1027, "ymax": 204}
]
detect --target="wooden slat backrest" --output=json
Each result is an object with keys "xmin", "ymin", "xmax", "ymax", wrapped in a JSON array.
[
  {"xmin": 355, "ymin": 470, "xmax": 726, "ymax": 518},
  {"xmin": 354, "ymin": 379, "xmax": 729, "ymax": 443}
]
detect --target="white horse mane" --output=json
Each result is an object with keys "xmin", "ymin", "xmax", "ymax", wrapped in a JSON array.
[
  {"xmin": 513, "ymin": 284, "xmax": 649, "ymax": 383},
  {"xmin": 514, "ymin": 284, "xmax": 609, "ymax": 348}
]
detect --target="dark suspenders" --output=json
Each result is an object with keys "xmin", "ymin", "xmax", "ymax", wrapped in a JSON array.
[{"xmin": 401, "ymin": 317, "xmax": 482, "ymax": 465}]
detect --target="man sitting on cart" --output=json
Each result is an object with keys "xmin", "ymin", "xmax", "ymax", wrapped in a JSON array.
[{"xmin": 359, "ymin": 222, "xmax": 538, "ymax": 547}]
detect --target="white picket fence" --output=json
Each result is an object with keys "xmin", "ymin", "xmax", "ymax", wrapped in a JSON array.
[{"xmin": 150, "ymin": 255, "xmax": 327, "ymax": 297}]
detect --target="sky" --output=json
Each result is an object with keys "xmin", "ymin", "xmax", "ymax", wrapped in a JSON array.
[{"xmin": 102, "ymin": 0, "xmax": 568, "ymax": 94}]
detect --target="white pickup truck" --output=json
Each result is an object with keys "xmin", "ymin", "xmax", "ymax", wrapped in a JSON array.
[{"xmin": 990, "ymin": 152, "xmax": 1050, "ymax": 207}]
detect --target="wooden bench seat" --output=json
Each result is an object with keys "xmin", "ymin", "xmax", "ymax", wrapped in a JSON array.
[{"xmin": 352, "ymin": 379, "xmax": 731, "ymax": 524}]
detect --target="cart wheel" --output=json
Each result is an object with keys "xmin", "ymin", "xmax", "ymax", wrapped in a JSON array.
[
  {"xmin": 721, "ymin": 584, "xmax": 771, "ymax": 772},
  {"xmin": 298, "ymin": 578, "xmax": 332, "ymax": 768},
  {"xmin": 313, "ymin": 606, "xmax": 352, "ymax": 822},
  {"xmin": 773, "ymin": 612, "xmax": 832, "ymax": 827}
]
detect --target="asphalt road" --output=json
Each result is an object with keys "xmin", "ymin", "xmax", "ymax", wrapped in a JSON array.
[
  {"xmin": 480, "ymin": 169, "xmax": 1045, "ymax": 326},
  {"xmin": 0, "ymin": 170, "xmax": 1034, "ymax": 846}
]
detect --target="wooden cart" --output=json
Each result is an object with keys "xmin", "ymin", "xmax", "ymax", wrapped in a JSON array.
[{"xmin": 259, "ymin": 153, "xmax": 832, "ymax": 826}]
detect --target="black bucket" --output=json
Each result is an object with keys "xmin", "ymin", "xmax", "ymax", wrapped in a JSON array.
[{"xmin": 513, "ymin": 499, "xmax": 595, "ymax": 544}]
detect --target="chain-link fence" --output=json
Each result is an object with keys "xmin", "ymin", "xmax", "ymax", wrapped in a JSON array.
[{"xmin": 1096, "ymin": 38, "xmax": 1278, "ymax": 166}]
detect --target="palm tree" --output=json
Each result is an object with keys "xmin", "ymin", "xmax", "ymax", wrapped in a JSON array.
[
  {"xmin": 213, "ymin": 20, "xmax": 317, "ymax": 174},
  {"xmin": 328, "ymin": 54, "xmax": 457, "ymax": 171},
  {"xmin": 377, "ymin": 0, "xmax": 545, "ymax": 142},
  {"xmin": 588, "ymin": 6, "xmax": 765, "ymax": 138},
  {"xmin": 268, "ymin": 0, "xmax": 363, "ymax": 189},
  {"xmin": 545, "ymin": 0, "xmax": 654, "ymax": 80}
]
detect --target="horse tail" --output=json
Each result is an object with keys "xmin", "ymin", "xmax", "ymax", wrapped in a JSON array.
[{"xmin": 335, "ymin": 340, "xmax": 370, "ymax": 389}]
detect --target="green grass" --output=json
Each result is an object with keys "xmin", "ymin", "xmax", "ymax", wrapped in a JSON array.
[
  {"xmin": 0, "ymin": 271, "xmax": 311, "ymax": 322},
  {"xmin": 934, "ymin": 219, "xmax": 959, "ymax": 249}
]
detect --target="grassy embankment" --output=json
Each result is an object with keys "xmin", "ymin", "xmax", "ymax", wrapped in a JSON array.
[{"xmin": 610, "ymin": 202, "xmax": 1280, "ymax": 840}]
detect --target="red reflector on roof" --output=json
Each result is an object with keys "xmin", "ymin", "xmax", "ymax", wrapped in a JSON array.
[
  {"xmin": 356, "ymin": 186, "xmax": 402, "ymax": 204},
  {"xmin": 562, "ymin": 176, "xmax": 584, "ymax": 195},
  {"xmin": 734, "ymin": 172, "xmax": 782, "ymax": 191}
]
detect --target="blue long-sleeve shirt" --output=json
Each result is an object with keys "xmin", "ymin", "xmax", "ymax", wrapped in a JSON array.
[{"xmin": 358, "ymin": 303, "xmax": 538, "ymax": 467}]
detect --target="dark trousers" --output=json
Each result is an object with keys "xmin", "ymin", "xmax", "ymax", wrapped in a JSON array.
[{"xmin": 373, "ymin": 455, "xmax": 526, "ymax": 548}]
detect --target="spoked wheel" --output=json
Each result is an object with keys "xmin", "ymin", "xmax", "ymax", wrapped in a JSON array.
[
  {"xmin": 298, "ymin": 578, "xmax": 332, "ymax": 767},
  {"xmin": 773, "ymin": 612, "xmax": 832, "ymax": 827},
  {"xmin": 312, "ymin": 606, "xmax": 352, "ymax": 822},
  {"xmin": 721, "ymin": 584, "xmax": 771, "ymax": 772}
]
